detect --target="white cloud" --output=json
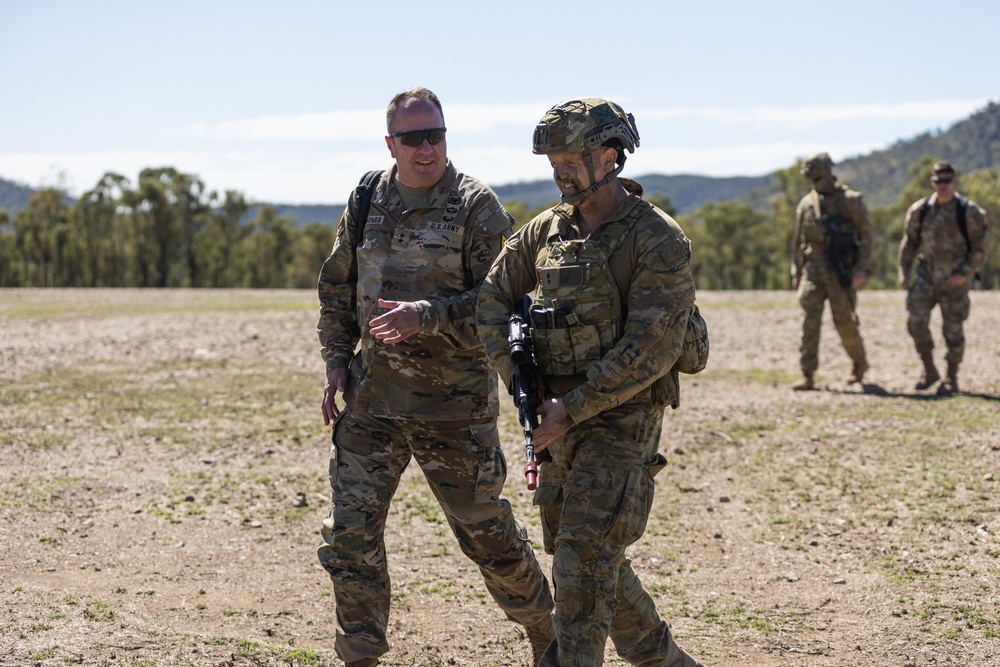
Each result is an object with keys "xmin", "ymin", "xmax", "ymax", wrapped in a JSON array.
[
  {"xmin": 165, "ymin": 111, "xmax": 387, "ymax": 141},
  {"xmin": 0, "ymin": 149, "xmax": 386, "ymax": 203},
  {"xmin": 637, "ymin": 99, "xmax": 991, "ymax": 125},
  {"xmin": 161, "ymin": 99, "xmax": 991, "ymax": 143},
  {"xmin": 0, "ymin": 96, "xmax": 989, "ymax": 203}
]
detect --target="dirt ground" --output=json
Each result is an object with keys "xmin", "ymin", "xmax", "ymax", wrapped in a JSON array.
[{"xmin": 1, "ymin": 288, "xmax": 998, "ymax": 667}]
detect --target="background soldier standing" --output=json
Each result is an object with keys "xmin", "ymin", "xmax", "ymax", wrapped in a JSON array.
[
  {"xmin": 898, "ymin": 160, "xmax": 990, "ymax": 395},
  {"xmin": 790, "ymin": 153, "xmax": 873, "ymax": 390},
  {"xmin": 316, "ymin": 87, "xmax": 554, "ymax": 667},
  {"xmin": 477, "ymin": 98, "xmax": 703, "ymax": 667}
]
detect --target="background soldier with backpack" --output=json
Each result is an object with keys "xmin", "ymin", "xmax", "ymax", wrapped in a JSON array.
[
  {"xmin": 316, "ymin": 87, "xmax": 554, "ymax": 667},
  {"xmin": 477, "ymin": 98, "xmax": 704, "ymax": 667},
  {"xmin": 898, "ymin": 160, "xmax": 990, "ymax": 395},
  {"xmin": 790, "ymin": 152, "xmax": 873, "ymax": 390}
]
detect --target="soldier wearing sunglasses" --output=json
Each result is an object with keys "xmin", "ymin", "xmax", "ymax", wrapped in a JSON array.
[
  {"xmin": 316, "ymin": 87, "xmax": 555, "ymax": 667},
  {"xmin": 898, "ymin": 161, "xmax": 990, "ymax": 395}
]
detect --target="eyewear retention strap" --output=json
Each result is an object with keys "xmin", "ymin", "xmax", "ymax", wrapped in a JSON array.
[{"xmin": 389, "ymin": 127, "xmax": 447, "ymax": 147}]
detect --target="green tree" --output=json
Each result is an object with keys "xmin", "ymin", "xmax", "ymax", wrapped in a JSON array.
[
  {"xmin": 288, "ymin": 221, "xmax": 336, "ymax": 288},
  {"xmin": 13, "ymin": 188, "xmax": 70, "ymax": 286},
  {"xmin": 685, "ymin": 202, "xmax": 785, "ymax": 289},
  {"xmin": 646, "ymin": 192, "xmax": 677, "ymax": 217},
  {"xmin": 0, "ymin": 208, "xmax": 16, "ymax": 286},
  {"xmin": 129, "ymin": 167, "xmax": 211, "ymax": 287},
  {"xmin": 74, "ymin": 173, "xmax": 137, "ymax": 286},
  {"xmin": 192, "ymin": 190, "xmax": 251, "ymax": 287},
  {"xmin": 234, "ymin": 205, "xmax": 298, "ymax": 287},
  {"xmin": 770, "ymin": 163, "xmax": 811, "ymax": 286}
]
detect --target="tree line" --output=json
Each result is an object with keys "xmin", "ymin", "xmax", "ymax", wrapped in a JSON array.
[
  {"xmin": 1, "ymin": 159, "xmax": 996, "ymax": 290},
  {"xmin": 0, "ymin": 168, "xmax": 335, "ymax": 288},
  {"xmin": 511, "ymin": 157, "xmax": 999, "ymax": 290}
]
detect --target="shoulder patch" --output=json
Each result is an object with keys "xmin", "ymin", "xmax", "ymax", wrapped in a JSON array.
[
  {"xmin": 655, "ymin": 236, "xmax": 692, "ymax": 271},
  {"xmin": 480, "ymin": 208, "xmax": 515, "ymax": 238}
]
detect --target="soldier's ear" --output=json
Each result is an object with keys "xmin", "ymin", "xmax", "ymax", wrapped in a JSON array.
[{"xmin": 599, "ymin": 146, "xmax": 618, "ymax": 171}]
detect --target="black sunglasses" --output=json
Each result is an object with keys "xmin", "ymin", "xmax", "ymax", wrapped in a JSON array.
[
  {"xmin": 932, "ymin": 176, "xmax": 954, "ymax": 185},
  {"xmin": 388, "ymin": 127, "xmax": 447, "ymax": 147}
]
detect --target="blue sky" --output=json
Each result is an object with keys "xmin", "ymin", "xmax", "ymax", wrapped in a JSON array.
[{"xmin": 1, "ymin": 0, "xmax": 997, "ymax": 205}]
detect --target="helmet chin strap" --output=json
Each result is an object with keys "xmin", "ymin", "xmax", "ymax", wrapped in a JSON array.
[{"xmin": 559, "ymin": 152, "xmax": 625, "ymax": 205}]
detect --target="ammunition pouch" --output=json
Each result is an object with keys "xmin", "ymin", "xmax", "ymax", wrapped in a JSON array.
[{"xmin": 529, "ymin": 304, "xmax": 612, "ymax": 376}]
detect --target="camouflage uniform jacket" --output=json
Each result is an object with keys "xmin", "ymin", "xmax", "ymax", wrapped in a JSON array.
[
  {"xmin": 477, "ymin": 183, "xmax": 696, "ymax": 426},
  {"xmin": 899, "ymin": 192, "xmax": 989, "ymax": 285},
  {"xmin": 317, "ymin": 161, "xmax": 513, "ymax": 421},
  {"xmin": 792, "ymin": 183, "xmax": 873, "ymax": 277}
]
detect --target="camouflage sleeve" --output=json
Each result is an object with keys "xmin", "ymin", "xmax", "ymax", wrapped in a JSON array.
[
  {"xmin": 792, "ymin": 201, "xmax": 806, "ymax": 277},
  {"xmin": 317, "ymin": 207, "xmax": 361, "ymax": 374},
  {"xmin": 476, "ymin": 225, "xmax": 541, "ymax": 389},
  {"xmin": 416, "ymin": 199, "xmax": 513, "ymax": 349},
  {"xmin": 562, "ymin": 231, "xmax": 696, "ymax": 425},
  {"xmin": 898, "ymin": 201, "xmax": 923, "ymax": 275},
  {"xmin": 965, "ymin": 201, "xmax": 990, "ymax": 276},
  {"xmin": 849, "ymin": 193, "xmax": 874, "ymax": 272}
]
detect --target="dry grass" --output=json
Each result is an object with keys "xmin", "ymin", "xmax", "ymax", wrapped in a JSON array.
[{"xmin": 1, "ymin": 288, "xmax": 998, "ymax": 666}]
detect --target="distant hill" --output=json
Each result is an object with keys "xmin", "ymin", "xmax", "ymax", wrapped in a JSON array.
[
  {"xmin": 835, "ymin": 100, "xmax": 1000, "ymax": 206},
  {"xmin": 493, "ymin": 173, "xmax": 777, "ymax": 213},
  {"xmin": 0, "ymin": 176, "xmax": 37, "ymax": 217},
  {"xmin": 4, "ymin": 100, "xmax": 998, "ymax": 224},
  {"xmin": 242, "ymin": 203, "xmax": 345, "ymax": 226}
]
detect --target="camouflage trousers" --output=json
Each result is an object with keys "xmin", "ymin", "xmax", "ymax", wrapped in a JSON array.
[
  {"xmin": 906, "ymin": 274, "xmax": 971, "ymax": 365},
  {"xmin": 317, "ymin": 409, "xmax": 553, "ymax": 665},
  {"xmin": 797, "ymin": 269, "xmax": 867, "ymax": 374},
  {"xmin": 533, "ymin": 401, "xmax": 692, "ymax": 667}
]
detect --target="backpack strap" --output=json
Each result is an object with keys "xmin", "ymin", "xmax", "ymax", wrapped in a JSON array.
[
  {"xmin": 350, "ymin": 170, "xmax": 384, "ymax": 248},
  {"xmin": 917, "ymin": 196, "xmax": 932, "ymax": 224}
]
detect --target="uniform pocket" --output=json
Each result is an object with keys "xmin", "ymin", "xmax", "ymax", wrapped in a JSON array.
[
  {"xmin": 601, "ymin": 463, "xmax": 654, "ymax": 547},
  {"xmin": 469, "ymin": 422, "xmax": 507, "ymax": 504}
]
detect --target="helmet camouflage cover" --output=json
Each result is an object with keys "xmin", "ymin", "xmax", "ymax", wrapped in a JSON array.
[
  {"xmin": 800, "ymin": 152, "xmax": 834, "ymax": 179},
  {"xmin": 532, "ymin": 98, "xmax": 640, "ymax": 160}
]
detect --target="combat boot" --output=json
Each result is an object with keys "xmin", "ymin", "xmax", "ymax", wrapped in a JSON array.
[
  {"xmin": 792, "ymin": 372, "xmax": 815, "ymax": 391},
  {"xmin": 524, "ymin": 615, "xmax": 555, "ymax": 666},
  {"xmin": 661, "ymin": 637, "xmax": 705, "ymax": 667},
  {"xmin": 937, "ymin": 362, "xmax": 959, "ymax": 396},
  {"xmin": 914, "ymin": 350, "xmax": 940, "ymax": 390},
  {"xmin": 346, "ymin": 659, "xmax": 378, "ymax": 667},
  {"xmin": 847, "ymin": 360, "xmax": 869, "ymax": 385}
]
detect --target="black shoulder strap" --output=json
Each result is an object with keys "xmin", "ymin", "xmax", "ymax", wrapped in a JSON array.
[
  {"xmin": 956, "ymin": 195, "xmax": 971, "ymax": 253},
  {"xmin": 350, "ymin": 170, "xmax": 384, "ymax": 248}
]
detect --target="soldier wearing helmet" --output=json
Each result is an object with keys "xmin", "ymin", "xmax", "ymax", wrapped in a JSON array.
[
  {"xmin": 790, "ymin": 152, "xmax": 873, "ymax": 390},
  {"xmin": 477, "ymin": 98, "xmax": 705, "ymax": 667}
]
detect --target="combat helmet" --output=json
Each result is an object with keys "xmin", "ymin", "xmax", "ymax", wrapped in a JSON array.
[
  {"xmin": 532, "ymin": 98, "xmax": 640, "ymax": 204},
  {"xmin": 800, "ymin": 153, "xmax": 834, "ymax": 180}
]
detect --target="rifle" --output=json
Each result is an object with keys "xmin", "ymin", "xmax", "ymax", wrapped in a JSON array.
[
  {"xmin": 508, "ymin": 295, "xmax": 552, "ymax": 491},
  {"xmin": 821, "ymin": 213, "xmax": 859, "ymax": 290}
]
